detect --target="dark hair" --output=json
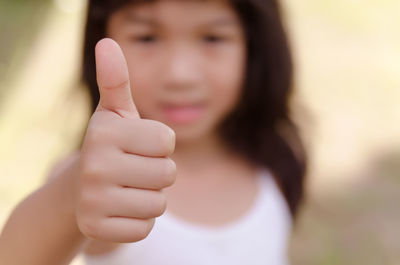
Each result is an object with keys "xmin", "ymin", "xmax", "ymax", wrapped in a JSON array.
[{"xmin": 82, "ymin": 0, "xmax": 307, "ymax": 217}]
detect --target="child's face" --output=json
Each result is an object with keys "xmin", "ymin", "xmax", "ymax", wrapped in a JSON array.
[{"xmin": 106, "ymin": 0, "xmax": 246, "ymax": 143}]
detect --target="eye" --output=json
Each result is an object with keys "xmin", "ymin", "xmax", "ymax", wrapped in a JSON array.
[
  {"xmin": 131, "ymin": 34, "xmax": 157, "ymax": 43},
  {"xmin": 203, "ymin": 34, "xmax": 225, "ymax": 44}
]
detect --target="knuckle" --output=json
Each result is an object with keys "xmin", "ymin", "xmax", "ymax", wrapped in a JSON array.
[
  {"xmin": 78, "ymin": 217, "xmax": 101, "ymax": 240},
  {"xmin": 103, "ymin": 79, "xmax": 130, "ymax": 92},
  {"xmin": 79, "ymin": 155, "xmax": 104, "ymax": 182},
  {"xmin": 85, "ymin": 115, "xmax": 119, "ymax": 147},
  {"xmin": 86, "ymin": 124, "xmax": 109, "ymax": 146},
  {"xmin": 79, "ymin": 190, "xmax": 101, "ymax": 212}
]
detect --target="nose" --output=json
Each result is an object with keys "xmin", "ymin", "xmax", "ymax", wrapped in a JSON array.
[{"xmin": 162, "ymin": 45, "xmax": 202, "ymax": 91}]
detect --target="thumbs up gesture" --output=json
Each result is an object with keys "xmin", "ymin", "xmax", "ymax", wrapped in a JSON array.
[{"xmin": 76, "ymin": 38, "xmax": 176, "ymax": 243}]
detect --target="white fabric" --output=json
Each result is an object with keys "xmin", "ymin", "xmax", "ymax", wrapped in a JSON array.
[{"xmin": 84, "ymin": 169, "xmax": 292, "ymax": 265}]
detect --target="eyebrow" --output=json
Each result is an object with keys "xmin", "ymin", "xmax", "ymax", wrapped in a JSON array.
[
  {"xmin": 123, "ymin": 14, "xmax": 158, "ymax": 26},
  {"xmin": 123, "ymin": 13, "xmax": 238, "ymax": 28}
]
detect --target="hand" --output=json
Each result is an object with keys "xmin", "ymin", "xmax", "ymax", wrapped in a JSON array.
[{"xmin": 75, "ymin": 38, "xmax": 176, "ymax": 243}]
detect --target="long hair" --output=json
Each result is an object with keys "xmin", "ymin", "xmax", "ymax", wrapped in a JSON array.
[{"xmin": 82, "ymin": 0, "xmax": 307, "ymax": 217}]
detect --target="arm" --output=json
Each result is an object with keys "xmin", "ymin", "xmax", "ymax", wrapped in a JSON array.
[
  {"xmin": 0, "ymin": 157, "xmax": 88, "ymax": 265},
  {"xmin": 1, "ymin": 39, "xmax": 175, "ymax": 264},
  {"xmin": 0, "ymin": 39, "xmax": 176, "ymax": 265}
]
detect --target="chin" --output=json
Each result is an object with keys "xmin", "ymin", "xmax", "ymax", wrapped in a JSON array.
[
  {"xmin": 174, "ymin": 128, "xmax": 208, "ymax": 145},
  {"xmin": 171, "ymin": 122, "xmax": 215, "ymax": 146}
]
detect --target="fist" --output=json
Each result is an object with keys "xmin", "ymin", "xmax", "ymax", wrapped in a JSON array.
[{"xmin": 75, "ymin": 38, "xmax": 176, "ymax": 243}]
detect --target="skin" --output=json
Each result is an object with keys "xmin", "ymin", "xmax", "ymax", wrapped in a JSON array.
[
  {"xmin": 76, "ymin": 38, "xmax": 177, "ymax": 243},
  {"xmin": 107, "ymin": 0, "xmax": 246, "ymax": 143},
  {"xmin": 0, "ymin": 1, "xmax": 260, "ymax": 263},
  {"xmin": 85, "ymin": 0, "xmax": 258, "ymax": 254}
]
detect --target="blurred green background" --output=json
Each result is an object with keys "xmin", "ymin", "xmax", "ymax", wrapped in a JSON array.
[{"xmin": 0, "ymin": 0, "xmax": 399, "ymax": 264}]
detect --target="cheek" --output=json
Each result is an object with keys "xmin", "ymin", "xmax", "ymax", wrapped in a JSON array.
[
  {"xmin": 208, "ymin": 50, "xmax": 245, "ymax": 118},
  {"xmin": 128, "ymin": 78, "xmax": 156, "ymax": 120},
  {"xmin": 124, "ymin": 53, "xmax": 159, "ymax": 117}
]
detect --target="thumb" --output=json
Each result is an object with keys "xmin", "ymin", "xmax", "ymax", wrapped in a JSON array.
[{"xmin": 95, "ymin": 38, "xmax": 139, "ymax": 119}]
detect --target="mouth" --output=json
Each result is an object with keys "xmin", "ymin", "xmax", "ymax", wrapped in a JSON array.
[{"xmin": 161, "ymin": 103, "xmax": 206, "ymax": 124}]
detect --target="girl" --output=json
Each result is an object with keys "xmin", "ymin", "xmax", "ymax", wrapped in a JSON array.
[{"xmin": 0, "ymin": 0, "xmax": 306, "ymax": 264}]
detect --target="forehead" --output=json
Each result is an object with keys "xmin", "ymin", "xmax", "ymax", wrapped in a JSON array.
[{"xmin": 111, "ymin": 0, "xmax": 240, "ymax": 28}]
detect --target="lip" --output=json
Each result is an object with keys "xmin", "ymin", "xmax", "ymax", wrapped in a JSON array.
[{"xmin": 161, "ymin": 103, "xmax": 205, "ymax": 124}]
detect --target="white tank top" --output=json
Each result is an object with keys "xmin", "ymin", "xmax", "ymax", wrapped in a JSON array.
[{"xmin": 83, "ymin": 169, "xmax": 292, "ymax": 265}]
